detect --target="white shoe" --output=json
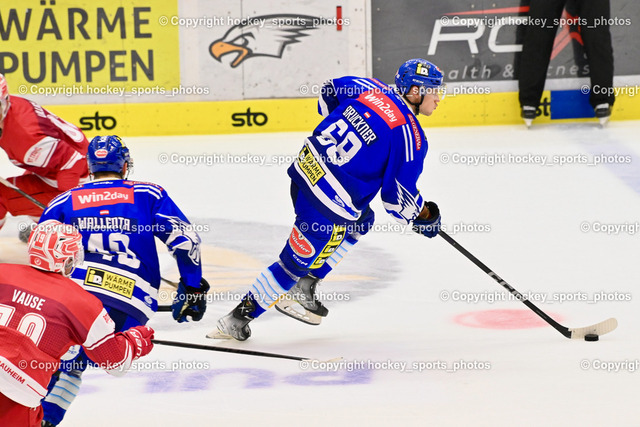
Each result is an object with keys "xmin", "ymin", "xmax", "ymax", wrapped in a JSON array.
[{"xmin": 594, "ymin": 103, "xmax": 611, "ymax": 127}]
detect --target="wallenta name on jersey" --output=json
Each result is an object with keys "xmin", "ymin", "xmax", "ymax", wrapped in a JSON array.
[
  {"xmin": 342, "ymin": 105, "xmax": 377, "ymax": 145},
  {"xmin": 72, "ymin": 216, "xmax": 136, "ymax": 233}
]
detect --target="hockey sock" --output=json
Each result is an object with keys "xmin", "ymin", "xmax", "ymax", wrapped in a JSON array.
[
  {"xmin": 41, "ymin": 371, "xmax": 83, "ymax": 425},
  {"xmin": 312, "ymin": 235, "xmax": 357, "ymax": 279},
  {"xmin": 249, "ymin": 261, "xmax": 298, "ymax": 313}
]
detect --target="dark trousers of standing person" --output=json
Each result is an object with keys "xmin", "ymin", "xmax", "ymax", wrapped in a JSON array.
[{"xmin": 518, "ymin": 0, "xmax": 615, "ymax": 110}]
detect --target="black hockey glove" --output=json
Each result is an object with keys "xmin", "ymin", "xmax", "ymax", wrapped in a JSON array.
[
  {"xmin": 171, "ymin": 278, "xmax": 210, "ymax": 323},
  {"xmin": 412, "ymin": 201, "xmax": 441, "ymax": 238}
]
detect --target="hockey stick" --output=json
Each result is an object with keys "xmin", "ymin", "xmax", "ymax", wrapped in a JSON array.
[
  {"xmin": 161, "ymin": 277, "xmax": 179, "ymax": 288},
  {"xmin": 156, "ymin": 277, "xmax": 180, "ymax": 311},
  {"xmin": 156, "ymin": 281, "xmax": 201, "ymax": 312},
  {"xmin": 151, "ymin": 339, "xmax": 316, "ymax": 361},
  {"xmin": 438, "ymin": 230, "xmax": 618, "ymax": 339},
  {"xmin": 0, "ymin": 176, "xmax": 46, "ymax": 209}
]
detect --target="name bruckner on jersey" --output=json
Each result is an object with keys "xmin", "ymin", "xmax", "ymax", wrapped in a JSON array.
[{"xmin": 342, "ymin": 105, "xmax": 377, "ymax": 145}]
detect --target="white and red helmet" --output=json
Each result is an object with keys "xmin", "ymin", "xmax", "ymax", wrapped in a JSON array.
[
  {"xmin": 28, "ymin": 220, "xmax": 84, "ymax": 277},
  {"xmin": 0, "ymin": 73, "xmax": 9, "ymax": 121}
]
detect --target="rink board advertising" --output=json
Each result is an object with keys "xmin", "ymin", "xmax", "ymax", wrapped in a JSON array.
[
  {"xmin": 0, "ymin": 0, "xmax": 180, "ymax": 90},
  {"xmin": 371, "ymin": 0, "xmax": 640, "ymax": 84}
]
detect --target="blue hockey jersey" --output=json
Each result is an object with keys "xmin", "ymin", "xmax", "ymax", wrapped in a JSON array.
[
  {"xmin": 288, "ymin": 76, "xmax": 428, "ymax": 225},
  {"xmin": 40, "ymin": 179, "xmax": 202, "ymax": 324}
]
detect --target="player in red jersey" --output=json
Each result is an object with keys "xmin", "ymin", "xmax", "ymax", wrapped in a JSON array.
[
  {"xmin": 0, "ymin": 73, "xmax": 89, "ymax": 237},
  {"xmin": 0, "ymin": 220, "xmax": 154, "ymax": 427}
]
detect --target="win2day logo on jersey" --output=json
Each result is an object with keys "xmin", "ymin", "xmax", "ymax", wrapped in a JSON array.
[{"xmin": 72, "ymin": 188, "xmax": 135, "ymax": 210}]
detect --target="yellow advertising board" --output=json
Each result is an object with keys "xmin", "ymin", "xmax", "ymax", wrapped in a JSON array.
[
  {"xmin": 46, "ymin": 98, "xmax": 322, "ymax": 137},
  {"xmin": 45, "ymin": 91, "xmax": 638, "ymax": 137},
  {"xmin": 0, "ymin": 0, "xmax": 179, "ymax": 89}
]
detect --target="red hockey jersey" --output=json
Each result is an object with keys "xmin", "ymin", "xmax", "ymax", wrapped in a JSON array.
[
  {"xmin": 0, "ymin": 96, "xmax": 89, "ymax": 191},
  {"xmin": 0, "ymin": 264, "xmax": 138, "ymax": 407}
]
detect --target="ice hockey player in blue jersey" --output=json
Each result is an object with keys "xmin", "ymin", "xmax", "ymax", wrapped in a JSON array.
[
  {"xmin": 209, "ymin": 58, "xmax": 445, "ymax": 341},
  {"xmin": 38, "ymin": 135, "xmax": 209, "ymax": 427}
]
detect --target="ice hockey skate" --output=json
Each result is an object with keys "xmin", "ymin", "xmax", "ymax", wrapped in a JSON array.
[
  {"xmin": 275, "ymin": 275, "xmax": 328, "ymax": 325},
  {"xmin": 207, "ymin": 295, "xmax": 255, "ymax": 341},
  {"xmin": 521, "ymin": 106, "xmax": 537, "ymax": 128},
  {"xmin": 594, "ymin": 103, "xmax": 611, "ymax": 127}
]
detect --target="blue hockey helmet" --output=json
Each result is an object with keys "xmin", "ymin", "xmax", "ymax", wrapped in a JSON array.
[
  {"xmin": 87, "ymin": 135, "xmax": 131, "ymax": 175},
  {"xmin": 395, "ymin": 59, "xmax": 445, "ymax": 96}
]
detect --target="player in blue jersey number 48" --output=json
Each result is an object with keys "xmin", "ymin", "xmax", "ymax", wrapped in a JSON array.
[
  {"xmin": 209, "ymin": 58, "xmax": 444, "ymax": 341},
  {"xmin": 38, "ymin": 135, "xmax": 209, "ymax": 427}
]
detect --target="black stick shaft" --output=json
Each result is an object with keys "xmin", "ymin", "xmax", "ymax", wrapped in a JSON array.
[
  {"xmin": 151, "ymin": 339, "xmax": 308, "ymax": 361},
  {"xmin": 0, "ymin": 177, "xmax": 46, "ymax": 209},
  {"xmin": 438, "ymin": 230, "xmax": 570, "ymax": 338}
]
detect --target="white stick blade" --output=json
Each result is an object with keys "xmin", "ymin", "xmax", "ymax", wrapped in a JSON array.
[{"xmin": 568, "ymin": 318, "xmax": 618, "ymax": 339}]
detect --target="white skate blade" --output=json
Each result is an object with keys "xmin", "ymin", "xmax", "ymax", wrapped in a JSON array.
[
  {"xmin": 275, "ymin": 299, "xmax": 323, "ymax": 325},
  {"xmin": 598, "ymin": 116, "xmax": 610, "ymax": 127},
  {"xmin": 206, "ymin": 328, "xmax": 233, "ymax": 339}
]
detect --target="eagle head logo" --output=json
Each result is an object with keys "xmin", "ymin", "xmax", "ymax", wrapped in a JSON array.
[{"xmin": 209, "ymin": 14, "xmax": 319, "ymax": 68}]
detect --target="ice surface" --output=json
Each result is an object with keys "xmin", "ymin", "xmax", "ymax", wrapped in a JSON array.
[{"xmin": 1, "ymin": 121, "xmax": 639, "ymax": 426}]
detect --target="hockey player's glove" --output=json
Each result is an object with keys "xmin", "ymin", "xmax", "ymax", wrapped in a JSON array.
[
  {"xmin": 412, "ymin": 201, "xmax": 441, "ymax": 238},
  {"xmin": 172, "ymin": 278, "xmax": 210, "ymax": 323},
  {"xmin": 121, "ymin": 325, "xmax": 155, "ymax": 359}
]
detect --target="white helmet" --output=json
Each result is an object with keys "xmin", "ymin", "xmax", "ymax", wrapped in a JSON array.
[
  {"xmin": 28, "ymin": 220, "xmax": 84, "ymax": 277},
  {"xmin": 0, "ymin": 74, "xmax": 9, "ymax": 121}
]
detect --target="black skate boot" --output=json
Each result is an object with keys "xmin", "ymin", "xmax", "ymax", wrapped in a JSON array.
[
  {"xmin": 521, "ymin": 106, "xmax": 537, "ymax": 128},
  {"xmin": 594, "ymin": 103, "xmax": 611, "ymax": 127},
  {"xmin": 275, "ymin": 275, "xmax": 328, "ymax": 325}
]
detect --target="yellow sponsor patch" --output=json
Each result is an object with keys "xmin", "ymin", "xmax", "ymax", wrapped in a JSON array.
[
  {"xmin": 84, "ymin": 267, "xmax": 136, "ymax": 298},
  {"xmin": 298, "ymin": 145, "xmax": 325, "ymax": 186},
  {"xmin": 310, "ymin": 225, "xmax": 346, "ymax": 269}
]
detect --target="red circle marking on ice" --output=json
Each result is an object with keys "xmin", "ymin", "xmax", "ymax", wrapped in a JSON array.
[{"xmin": 453, "ymin": 309, "xmax": 564, "ymax": 330}]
